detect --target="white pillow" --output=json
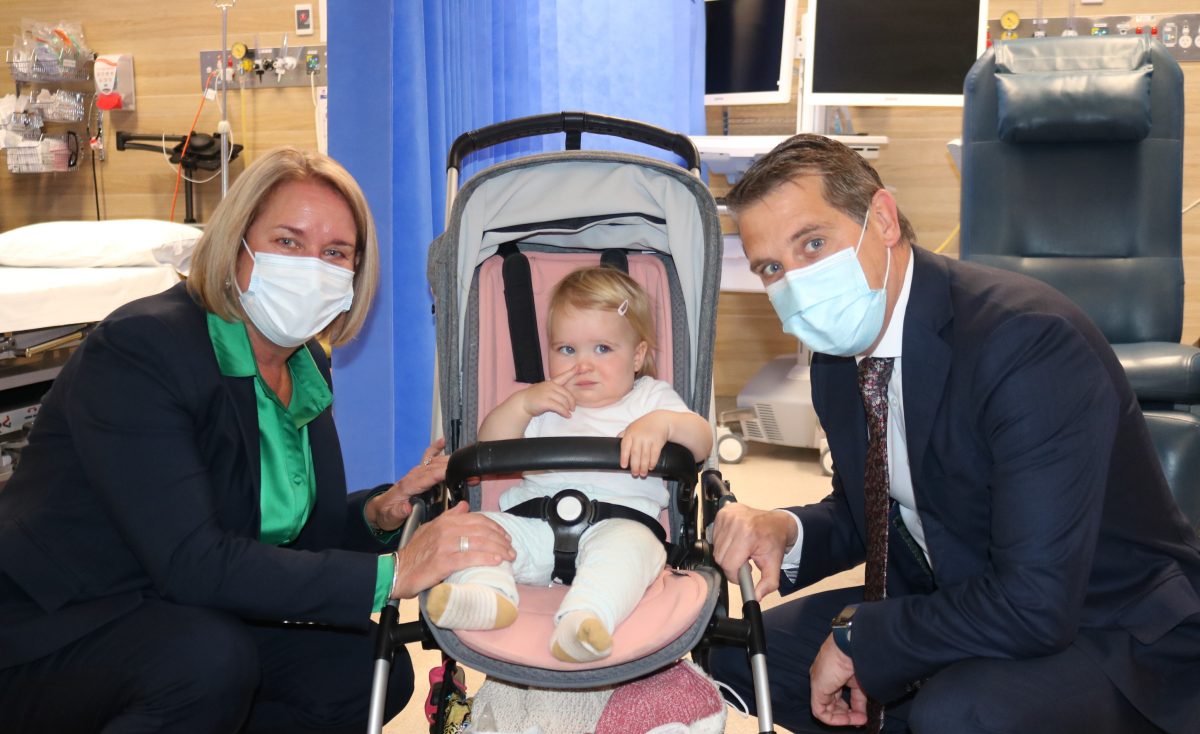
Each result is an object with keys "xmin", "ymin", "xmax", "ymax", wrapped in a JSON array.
[{"xmin": 0, "ymin": 219, "xmax": 203, "ymax": 273}]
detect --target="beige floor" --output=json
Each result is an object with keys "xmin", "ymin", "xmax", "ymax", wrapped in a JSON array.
[{"xmin": 382, "ymin": 442, "xmax": 863, "ymax": 734}]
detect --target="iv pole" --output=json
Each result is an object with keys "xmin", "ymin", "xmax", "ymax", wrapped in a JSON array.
[{"xmin": 215, "ymin": 0, "xmax": 236, "ymax": 198}]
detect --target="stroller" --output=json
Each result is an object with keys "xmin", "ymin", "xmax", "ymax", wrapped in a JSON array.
[{"xmin": 370, "ymin": 112, "xmax": 775, "ymax": 734}]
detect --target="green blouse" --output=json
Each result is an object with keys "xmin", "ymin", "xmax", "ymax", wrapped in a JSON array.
[{"xmin": 207, "ymin": 314, "xmax": 394, "ymax": 610}]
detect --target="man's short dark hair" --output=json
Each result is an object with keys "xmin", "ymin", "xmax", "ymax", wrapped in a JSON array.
[{"xmin": 726, "ymin": 134, "xmax": 917, "ymax": 245}]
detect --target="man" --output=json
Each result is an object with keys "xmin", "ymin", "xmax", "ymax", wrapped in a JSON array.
[{"xmin": 709, "ymin": 134, "xmax": 1200, "ymax": 734}]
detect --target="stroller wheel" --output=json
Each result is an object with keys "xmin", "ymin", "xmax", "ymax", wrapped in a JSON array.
[{"xmin": 717, "ymin": 431, "xmax": 747, "ymax": 464}]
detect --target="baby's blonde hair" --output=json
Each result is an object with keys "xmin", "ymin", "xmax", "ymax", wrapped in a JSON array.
[{"xmin": 548, "ymin": 265, "xmax": 657, "ymax": 378}]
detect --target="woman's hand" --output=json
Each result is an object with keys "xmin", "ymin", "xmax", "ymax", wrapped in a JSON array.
[
  {"xmin": 389, "ymin": 502, "xmax": 516, "ymax": 599},
  {"xmin": 366, "ymin": 438, "xmax": 449, "ymax": 533}
]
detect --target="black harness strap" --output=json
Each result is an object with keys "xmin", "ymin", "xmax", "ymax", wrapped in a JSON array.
[
  {"xmin": 497, "ymin": 242, "xmax": 544, "ymax": 384},
  {"xmin": 599, "ymin": 249, "xmax": 629, "ymax": 273},
  {"xmin": 506, "ymin": 490, "xmax": 669, "ymax": 585}
]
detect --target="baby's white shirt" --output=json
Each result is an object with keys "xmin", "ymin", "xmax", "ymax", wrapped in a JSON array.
[{"xmin": 497, "ymin": 376, "xmax": 691, "ymax": 517}]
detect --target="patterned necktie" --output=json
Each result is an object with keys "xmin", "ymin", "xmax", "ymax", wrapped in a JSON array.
[{"xmin": 858, "ymin": 356, "xmax": 894, "ymax": 734}]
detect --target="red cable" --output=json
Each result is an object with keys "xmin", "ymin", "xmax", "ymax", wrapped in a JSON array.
[{"xmin": 170, "ymin": 69, "xmax": 219, "ymax": 222}]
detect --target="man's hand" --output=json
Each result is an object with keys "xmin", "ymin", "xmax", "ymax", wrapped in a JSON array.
[
  {"xmin": 366, "ymin": 438, "xmax": 448, "ymax": 533},
  {"xmin": 810, "ymin": 633, "xmax": 868, "ymax": 727},
  {"xmin": 712, "ymin": 503, "xmax": 797, "ymax": 600}
]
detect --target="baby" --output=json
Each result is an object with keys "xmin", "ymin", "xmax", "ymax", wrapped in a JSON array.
[{"xmin": 427, "ymin": 265, "xmax": 712, "ymax": 663}]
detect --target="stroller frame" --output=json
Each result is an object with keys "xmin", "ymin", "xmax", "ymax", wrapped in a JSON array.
[{"xmin": 369, "ymin": 112, "xmax": 775, "ymax": 734}]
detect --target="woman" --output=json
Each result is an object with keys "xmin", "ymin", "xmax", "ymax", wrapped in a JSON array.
[{"xmin": 0, "ymin": 147, "xmax": 514, "ymax": 733}]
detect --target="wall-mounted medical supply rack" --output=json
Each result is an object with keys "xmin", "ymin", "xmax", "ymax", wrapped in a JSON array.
[{"xmin": 3, "ymin": 38, "xmax": 92, "ymax": 174}]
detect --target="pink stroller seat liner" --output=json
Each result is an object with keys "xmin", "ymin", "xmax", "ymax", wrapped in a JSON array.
[
  {"xmin": 453, "ymin": 567, "xmax": 709, "ymax": 671},
  {"xmin": 476, "ymin": 251, "xmax": 677, "ymax": 432}
]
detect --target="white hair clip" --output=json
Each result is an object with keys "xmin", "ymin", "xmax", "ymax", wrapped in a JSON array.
[{"xmin": 617, "ymin": 299, "xmax": 630, "ymax": 316}]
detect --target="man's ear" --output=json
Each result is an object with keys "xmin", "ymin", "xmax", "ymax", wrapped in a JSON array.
[{"xmin": 870, "ymin": 189, "xmax": 904, "ymax": 248}]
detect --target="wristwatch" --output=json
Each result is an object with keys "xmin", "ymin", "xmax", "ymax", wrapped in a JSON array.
[{"xmin": 831, "ymin": 604, "xmax": 859, "ymax": 656}]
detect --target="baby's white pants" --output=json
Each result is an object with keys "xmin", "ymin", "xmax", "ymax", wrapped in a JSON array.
[{"xmin": 444, "ymin": 514, "xmax": 666, "ymax": 632}]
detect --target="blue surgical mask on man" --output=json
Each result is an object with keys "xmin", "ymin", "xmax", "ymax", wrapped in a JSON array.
[{"xmin": 764, "ymin": 208, "xmax": 890, "ymax": 357}]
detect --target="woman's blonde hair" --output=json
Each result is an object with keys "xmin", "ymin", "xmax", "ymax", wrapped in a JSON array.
[
  {"xmin": 186, "ymin": 146, "xmax": 379, "ymax": 347},
  {"xmin": 548, "ymin": 265, "xmax": 657, "ymax": 378}
]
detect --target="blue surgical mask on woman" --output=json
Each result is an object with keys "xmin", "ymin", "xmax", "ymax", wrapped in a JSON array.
[
  {"xmin": 764, "ymin": 208, "xmax": 890, "ymax": 357},
  {"xmin": 237, "ymin": 239, "xmax": 355, "ymax": 348}
]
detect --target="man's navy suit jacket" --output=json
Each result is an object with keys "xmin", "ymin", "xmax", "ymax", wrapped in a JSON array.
[
  {"xmin": 783, "ymin": 247, "xmax": 1200, "ymax": 733},
  {"xmin": 0, "ymin": 283, "xmax": 392, "ymax": 669}
]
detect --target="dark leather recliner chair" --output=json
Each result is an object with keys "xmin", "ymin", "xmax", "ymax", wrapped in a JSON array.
[{"xmin": 960, "ymin": 36, "xmax": 1200, "ymax": 531}]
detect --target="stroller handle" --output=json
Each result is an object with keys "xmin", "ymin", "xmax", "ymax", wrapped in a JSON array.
[
  {"xmin": 446, "ymin": 111, "xmax": 700, "ymax": 173},
  {"xmin": 446, "ymin": 437, "xmax": 699, "ymax": 488}
]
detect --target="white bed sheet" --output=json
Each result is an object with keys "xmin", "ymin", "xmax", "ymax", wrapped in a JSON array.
[{"xmin": 0, "ymin": 266, "xmax": 181, "ymax": 332}]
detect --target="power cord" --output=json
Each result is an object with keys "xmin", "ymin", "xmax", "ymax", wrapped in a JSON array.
[
  {"xmin": 86, "ymin": 99, "xmax": 101, "ymax": 220},
  {"xmin": 158, "ymin": 134, "xmax": 224, "ymax": 184},
  {"xmin": 170, "ymin": 69, "xmax": 219, "ymax": 222},
  {"xmin": 933, "ymin": 223, "xmax": 960, "ymax": 254}
]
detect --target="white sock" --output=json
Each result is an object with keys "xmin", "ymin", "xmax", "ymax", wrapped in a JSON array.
[
  {"xmin": 426, "ymin": 583, "xmax": 517, "ymax": 631},
  {"xmin": 551, "ymin": 610, "xmax": 612, "ymax": 663}
]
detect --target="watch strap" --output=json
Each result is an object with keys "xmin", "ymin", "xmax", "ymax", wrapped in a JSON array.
[{"xmin": 831, "ymin": 603, "xmax": 858, "ymax": 656}]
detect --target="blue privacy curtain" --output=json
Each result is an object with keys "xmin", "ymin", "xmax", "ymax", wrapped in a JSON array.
[{"xmin": 330, "ymin": 1, "xmax": 705, "ymax": 490}]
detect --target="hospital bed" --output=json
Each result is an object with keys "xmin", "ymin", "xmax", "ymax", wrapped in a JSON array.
[{"xmin": 0, "ymin": 219, "xmax": 199, "ymax": 486}]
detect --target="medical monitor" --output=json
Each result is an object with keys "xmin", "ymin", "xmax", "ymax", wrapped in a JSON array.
[
  {"xmin": 705, "ymin": 0, "xmax": 799, "ymax": 106},
  {"xmin": 803, "ymin": 0, "xmax": 988, "ymax": 108}
]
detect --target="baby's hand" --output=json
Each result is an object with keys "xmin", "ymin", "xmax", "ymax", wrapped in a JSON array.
[
  {"xmin": 618, "ymin": 412, "xmax": 672, "ymax": 478},
  {"xmin": 521, "ymin": 365, "xmax": 578, "ymax": 419}
]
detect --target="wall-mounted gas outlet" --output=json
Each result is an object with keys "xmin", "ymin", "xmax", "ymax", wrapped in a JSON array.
[
  {"xmin": 988, "ymin": 13, "xmax": 1200, "ymax": 62},
  {"xmin": 198, "ymin": 44, "xmax": 326, "ymax": 90}
]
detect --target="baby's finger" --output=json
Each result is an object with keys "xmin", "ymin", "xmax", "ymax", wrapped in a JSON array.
[
  {"xmin": 630, "ymin": 441, "xmax": 648, "ymax": 477},
  {"xmin": 551, "ymin": 385, "xmax": 576, "ymax": 413},
  {"xmin": 645, "ymin": 445, "xmax": 662, "ymax": 476},
  {"xmin": 548, "ymin": 391, "xmax": 574, "ymax": 419},
  {"xmin": 550, "ymin": 364, "xmax": 579, "ymax": 385},
  {"xmin": 639, "ymin": 441, "xmax": 655, "ymax": 475}
]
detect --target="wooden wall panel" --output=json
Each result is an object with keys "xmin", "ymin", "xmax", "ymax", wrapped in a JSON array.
[
  {"xmin": 710, "ymin": 1, "xmax": 1200, "ymax": 397},
  {"xmin": 5, "ymin": 4, "xmax": 1200, "ymax": 397},
  {"xmin": 0, "ymin": 0, "xmax": 320, "ymax": 230},
  {"xmin": 714, "ymin": 291, "xmax": 799, "ymax": 400}
]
